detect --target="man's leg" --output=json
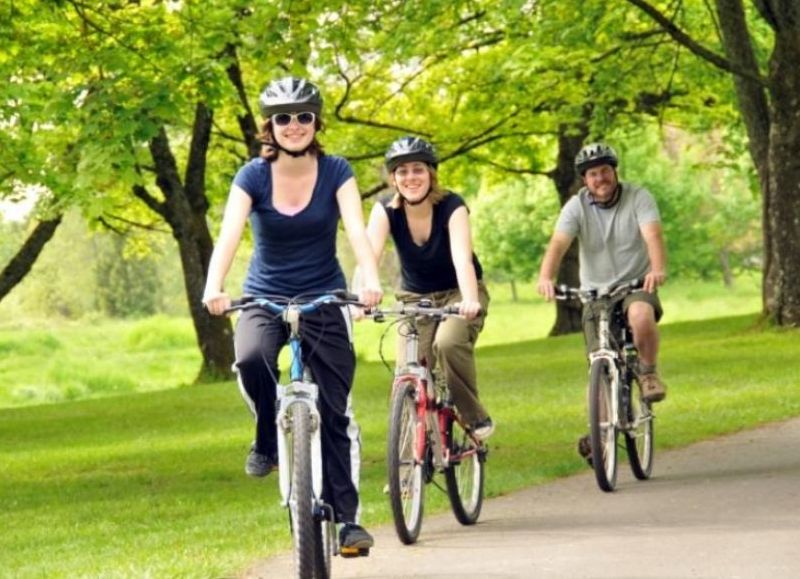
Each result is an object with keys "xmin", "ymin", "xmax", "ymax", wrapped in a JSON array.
[{"xmin": 626, "ymin": 299, "xmax": 666, "ymax": 402}]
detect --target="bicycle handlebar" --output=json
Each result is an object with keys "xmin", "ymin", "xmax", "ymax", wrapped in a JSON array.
[
  {"xmin": 364, "ymin": 300, "xmax": 462, "ymax": 323},
  {"xmin": 554, "ymin": 278, "xmax": 644, "ymax": 303},
  {"xmin": 225, "ymin": 290, "xmax": 362, "ymax": 315}
]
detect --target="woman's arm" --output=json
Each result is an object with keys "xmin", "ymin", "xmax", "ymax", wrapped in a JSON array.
[
  {"xmin": 337, "ymin": 176, "xmax": 383, "ymax": 307},
  {"xmin": 202, "ymin": 185, "xmax": 252, "ymax": 316},
  {"xmin": 448, "ymin": 206, "xmax": 481, "ymax": 319}
]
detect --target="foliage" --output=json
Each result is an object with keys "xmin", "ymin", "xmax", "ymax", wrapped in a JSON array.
[
  {"xmin": 472, "ymin": 178, "xmax": 559, "ymax": 283},
  {"xmin": 1, "ymin": 311, "xmax": 798, "ymax": 576}
]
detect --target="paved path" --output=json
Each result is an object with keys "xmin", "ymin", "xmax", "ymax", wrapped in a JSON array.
[{"xmin": 245, "ymin": 418, "xmax": 800, "ymax": 578}]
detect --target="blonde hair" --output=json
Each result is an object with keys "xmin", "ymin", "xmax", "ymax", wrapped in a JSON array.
[
  {"xmin": 257, "ymin": 117, "xmax": 325, "ymax": 160},
  {"xmin": 389, "ymin": 165, "xmax": 448, "ymax": 208}
]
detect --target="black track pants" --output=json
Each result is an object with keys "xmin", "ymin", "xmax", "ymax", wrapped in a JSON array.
[{"xmin": 234, "ymin": 304, "xmax": 362, "ymax": 523}]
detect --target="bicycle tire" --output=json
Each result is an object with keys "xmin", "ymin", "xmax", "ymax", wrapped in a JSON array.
[
  {"xmin": 288, "ymin": 402, "xmax": 317, "ymax": 578},
  {"xmin": 444, "ymin": 415, "xmax": 484, "ymax": 525},
  {"xmin": 387, "ymin": 380, "xmax": 425, "ymax": 544},
  {"xmin": 589, "ymin": 358, "xmax": 618, "ymax": 492},
  {"xmin": 625, "ymin": 378, "xmax": 654, "ymax": 480}
]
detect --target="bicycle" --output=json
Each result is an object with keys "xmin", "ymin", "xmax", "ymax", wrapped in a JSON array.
[
  {"xmin": 367, "ymin": 300, "xmax": 488, "ymax": 544},
  {"xmin": 555, "ymin": 279, "xmax": 654, "ymax": 492},
  {"xmin": 226, "ymin": 291, "xmax": 368, "ymax": 579}
]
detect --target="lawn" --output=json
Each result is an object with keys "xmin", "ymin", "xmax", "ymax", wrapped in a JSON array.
[{"xmin": 2, "ymin": 281, "xmax": 798, "ymax": 577}]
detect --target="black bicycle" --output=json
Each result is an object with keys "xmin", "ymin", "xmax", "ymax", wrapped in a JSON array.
[{"xmin": 556, "ymin": 280, "xmax": 654, "ymax": 492}]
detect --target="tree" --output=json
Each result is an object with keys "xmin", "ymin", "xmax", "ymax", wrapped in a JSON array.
[{"xmin": 625, "ymin": 0, "xmax": 800, "ymax": 324}]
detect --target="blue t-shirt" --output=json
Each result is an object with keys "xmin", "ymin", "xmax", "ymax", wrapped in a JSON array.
[
  {"xmin": 233, "ymin": 155, "xmax": 353, "ymax": 297},
  {"xmin": 383, "ymin": 193, "xmax": 483, "ymax": 293}
]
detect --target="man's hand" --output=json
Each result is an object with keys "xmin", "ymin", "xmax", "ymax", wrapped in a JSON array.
[
  {"xmin": 643, "ymin": 270, "xmax": 666, "ymax": 293},
  {"xmin": 537, "ymin": 278, "xmax": 556, "ymax": 301}
]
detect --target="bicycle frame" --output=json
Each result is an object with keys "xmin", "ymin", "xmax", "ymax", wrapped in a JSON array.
[{"xmin": 392, "ymin": 318, "xmax": 459, "ymax": 471}]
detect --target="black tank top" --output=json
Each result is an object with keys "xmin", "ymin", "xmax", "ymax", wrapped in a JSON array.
[{"xmin": 382, "ymin": 193, "xmax": 483, "ymax": 293}]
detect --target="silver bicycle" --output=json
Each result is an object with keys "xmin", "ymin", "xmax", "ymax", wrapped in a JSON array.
[
  {"xmin": 556, "ymin": 279, "xmax": 654, "ymax": 492},
  {"xmin": 228, "ymin": 291, "xmax": 367, "ymax": 579}
]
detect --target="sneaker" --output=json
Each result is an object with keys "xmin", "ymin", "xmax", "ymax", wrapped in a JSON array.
[
  {"xmin": 639, "ymin": 373, "xmax": 667, "ymax": 403},
  {"xmin": 472, "ymin": 417, "xmax": 495, "ymax": 440},
  {"xmin": 245, "ymin": 447, "xmax": 277, "ymax": 478},
  {"xmin": 339, "ymin": 523, "xmax": 374, "ymax": 550},
  {"xmin": 577, "ymin": 434, "xmax": 593, "ymax": 467}
]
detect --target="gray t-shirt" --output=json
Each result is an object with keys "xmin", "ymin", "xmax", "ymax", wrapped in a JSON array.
[{"xmin": 556, "ymin": 182, "xmax": 661, "ymax": 289}]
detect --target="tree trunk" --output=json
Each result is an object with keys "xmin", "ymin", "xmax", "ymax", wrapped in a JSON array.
[
  {"xmin": 765, "ymin": 22, "xmax": 800, "ymax": 325},
  {"xmin": 719, "ymin": 248, "xmax": 734, "ymax": 288},
  {"xmin": 140, "ymin": 111, "xmax": 236, "ymax": 382},
  {"xmin": 714, "ymin": 0, "xmax": 774, "ymax": 315},
  {"xmin": 509, "ymin": 279, "xmax": 518, "ymax": 302},
  {"xmin": 548, "ymin": 124, "xmax": 586, "ymax": 336},
  {"xmin": 0, "ymin": 216, "xmax": 62, "ymax": 302}
]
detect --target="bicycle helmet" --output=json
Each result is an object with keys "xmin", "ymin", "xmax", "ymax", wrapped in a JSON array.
[
  {"xmin": 574, "ymin": 143, "xmax": 618, "ymax": 175},
  {"xmin": 384, "ymin": 136, "xmax": 438, "ymax": 173},
  {"xmin": 258, "ymin": 76, "xmax": 323, "ymax": 118}
]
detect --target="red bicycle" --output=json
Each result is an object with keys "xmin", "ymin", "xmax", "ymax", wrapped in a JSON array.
[{"xmin": 368, "ymin": 301, "xmax": 487, "ymax": 544}]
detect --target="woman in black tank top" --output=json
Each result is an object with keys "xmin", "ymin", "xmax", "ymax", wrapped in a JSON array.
[{"xmin": 364, "ymin": 136, "xmax": 494, "ymax": 440}]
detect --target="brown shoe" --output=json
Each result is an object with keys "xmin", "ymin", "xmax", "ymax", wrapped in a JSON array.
[{"xmin": 639, "ymin": 373, "xmax": 667, "ymax": 403}]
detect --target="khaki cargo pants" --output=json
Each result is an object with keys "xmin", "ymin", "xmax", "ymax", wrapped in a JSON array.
[{"xmin": 395, "ymin": 281, "xmax": 491, "ymax": 427}]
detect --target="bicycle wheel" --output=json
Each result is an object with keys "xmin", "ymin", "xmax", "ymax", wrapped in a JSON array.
[
  {"xmin": 589, "ymin": 358, "xmax": 618, "ymax": 492},
  {"xmin": 287, "ymin": 402, "xmax": 317, "ymax": 578},
  {"xmin": 625, "ymin": 378, "xmax": 654, "ymax": 480},
  {"xmin": 387, "ymin": 380, "xmax": 425, "ymax": 544},
  {"xmin": 444, "ymin": 414, "xmax": 484, "ymax": 525}
]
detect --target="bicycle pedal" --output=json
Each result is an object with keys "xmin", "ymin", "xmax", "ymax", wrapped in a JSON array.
[{"xmin": 340, "ymin": 547, "xmax": 370, "ymax": 558}]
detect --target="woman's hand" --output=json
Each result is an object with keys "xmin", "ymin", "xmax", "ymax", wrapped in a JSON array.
[
  {"xmin": 358, "ymin": 285, "xmax": 383, "ymax": 309},
  {"xmin": 457, "ymin": 300, "xmax": 482, "ymax": 320},
  {"xmin": 203, "ymin": 291, "xmax": 231, "ymax": 316}
]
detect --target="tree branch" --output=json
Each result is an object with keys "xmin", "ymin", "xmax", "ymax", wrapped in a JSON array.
[{"xmin": 625, "ymin": 0, "xmax": 768, "ymax": 86}]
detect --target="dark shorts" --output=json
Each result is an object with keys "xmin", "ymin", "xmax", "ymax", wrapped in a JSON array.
[{"xmin": 582, "ymin": 290, "xmax": 663, "ymax": 353}]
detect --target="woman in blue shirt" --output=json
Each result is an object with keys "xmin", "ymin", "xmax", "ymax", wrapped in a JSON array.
[{"xmin": 203, "ymin": 77, "xmax": 382, "ymax": 550}]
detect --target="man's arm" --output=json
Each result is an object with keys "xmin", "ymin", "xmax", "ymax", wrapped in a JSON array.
[
  {"xmin": 640, "ymin": 222, "xmax": 667, "ymax": 293},
  {"xmin": 536, "ymin": 231, "xmax": 575, "ymax": 300}
]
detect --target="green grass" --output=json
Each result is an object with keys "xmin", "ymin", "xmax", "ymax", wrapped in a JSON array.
[
  {"xmin": 2, "ymin": 305, "xmax": 799, "ymax": 577},
  {"xmin": 0, "ymin": 277, "xmax": 762, "ymax": 406}
]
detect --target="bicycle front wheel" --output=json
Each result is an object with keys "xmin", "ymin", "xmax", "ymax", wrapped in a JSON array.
[
  {"xmin": 387, "ymin": 380, "xmax": 425, "ymax": 544},
  {"xmin": 444, "ymin": 415, "xmax": 484, "ymax": 525},
  {"xmin": 287, "ymin": 403, "xmax": 317, "ymax": 578},
  {"xmin": 625, "ymin": 378, "xmax": 654, "ymax": 480},
  {"xmin": 589, "ymin": 359, "xmax": 618, "ymax": 492}
]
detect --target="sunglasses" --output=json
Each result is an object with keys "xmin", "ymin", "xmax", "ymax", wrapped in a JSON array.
[{"xmin": 271, "ymin": 112, "xmax": 316, "ymax": 126}]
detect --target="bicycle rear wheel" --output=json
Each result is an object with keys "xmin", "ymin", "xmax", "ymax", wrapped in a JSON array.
[
  {"xmin": 387, "ymin": 380, "xmax": 425, "ymax": 544},
  {"xmin": 625, "ymin": 378, "xmax": 654, "ymax": 480},
  {"xmin": 287, "ymin": 403, "xmax": 317, "ymax": 578},
  {"xmin": 589, "ymin": 359, "xmax": 618, "ymax": 492},
  {"xmin": 444, "ymin": 415, "xmax": 484, "ymax": 525}
]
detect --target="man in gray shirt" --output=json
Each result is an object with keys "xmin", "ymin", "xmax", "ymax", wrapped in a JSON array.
[{"xmin": 537, "ymin": 143, "xmax": 667, "ymax": 459}]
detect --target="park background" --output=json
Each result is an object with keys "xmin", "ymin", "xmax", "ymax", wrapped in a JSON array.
[{"xmin": 2, "ymin": 1, "xmax": 799, "ymax": 577}]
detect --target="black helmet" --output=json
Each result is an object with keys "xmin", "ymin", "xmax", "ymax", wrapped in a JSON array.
[
  {"xmin": 384, "ymin": 136, "xmax": 438, "ymax": 173},
  {"xmin": 575, "ymin": 143, "xmax": 618, "ymax": 175},
  {"xmin": 258, "ymin": 77, "xmax": 323, "ymax": 118}
]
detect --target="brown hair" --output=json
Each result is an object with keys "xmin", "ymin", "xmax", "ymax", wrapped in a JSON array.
[
  {"xmin": 257, "ymin": 117, "xmax": 326, "ymax": 160},
  {"xmin": 389, "ymin": 164, "xmax": 448, "ymax": 208}
]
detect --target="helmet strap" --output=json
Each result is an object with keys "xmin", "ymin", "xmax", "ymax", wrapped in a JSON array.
[
  {"xmin": 270, "ymin": 141, "xmax": 312, "ymax": 158},
  {"xmin": 589, "ymin": 183, "xmax": 622, "ymax": 209},
  {"xmin": 401, "ymin": 189, "xmax": 431, "ymax": 206}
]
